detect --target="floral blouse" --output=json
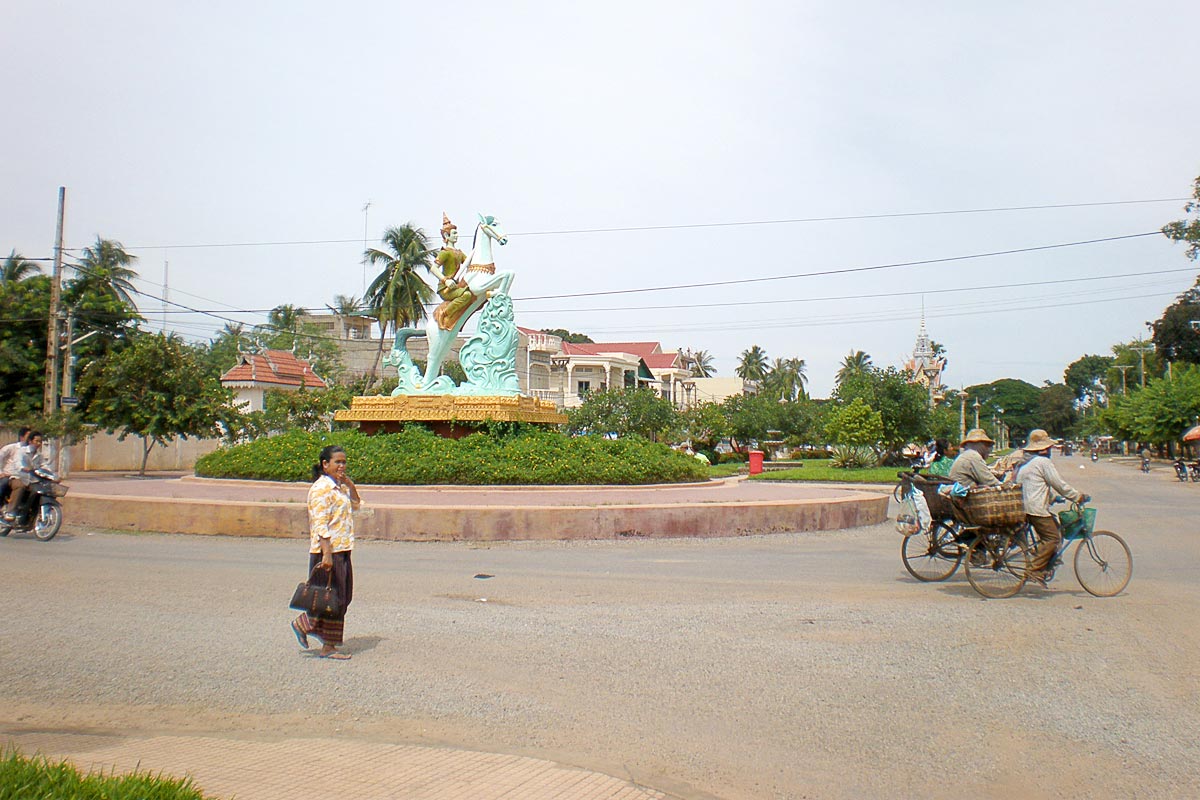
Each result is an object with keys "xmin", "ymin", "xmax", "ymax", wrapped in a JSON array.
[{"xmin": 308, "ymin": 475, "xmax": 356, "ymax": 554}]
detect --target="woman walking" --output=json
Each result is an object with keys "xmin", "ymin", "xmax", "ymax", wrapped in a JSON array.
[{"xmin": 291, "ymin": 445, "xmax": 361, "ymax": 659}]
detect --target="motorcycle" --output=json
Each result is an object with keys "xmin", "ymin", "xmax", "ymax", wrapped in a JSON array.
[
  {"xmin": 1191, "ymin": 462, "xmax": 1200, "ymax": 483},
  {"xmin": 0, "ymin": 467, "xmax": 67, "ymax": 541},
  {"xmin": 1174, "ymin": 459, "xmax": 1190, "ymax": 482},
  {"xmin": 1140, "ymin": 457, "xmax": 1151, "ymax": 474},
  {"xmin": 1090, "ymin": 450, "xmax": 1099, "ymax": 463}
]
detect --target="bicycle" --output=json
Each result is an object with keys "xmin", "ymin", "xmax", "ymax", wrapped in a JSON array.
[
  {"xmin": 964, "ymin": 501, "xmax": 1131, "ymax": 598},
  {"xmin": 895, "ymin": 472, "xmax": 969, "ymax": 582}
]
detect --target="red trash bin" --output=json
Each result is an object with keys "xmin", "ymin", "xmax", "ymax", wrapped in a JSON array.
[{"xmin": 748, "ymin": 450, "xmax": 764, "ymax": 475}]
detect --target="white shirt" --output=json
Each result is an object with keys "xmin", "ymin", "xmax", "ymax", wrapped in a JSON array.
[{"xmin": 0, "ymin": 441, "xmax": 24, "ymax": 476}]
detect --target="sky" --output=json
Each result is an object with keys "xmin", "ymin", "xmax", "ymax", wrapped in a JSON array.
[{"xmin": 3, "ymin": 1, "xmax": 1198, "ymax": 398}]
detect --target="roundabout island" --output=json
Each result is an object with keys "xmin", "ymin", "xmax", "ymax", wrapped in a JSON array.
[{"xmin": 59, "ymin": 472, "xmax": 889, "ymax": 541}]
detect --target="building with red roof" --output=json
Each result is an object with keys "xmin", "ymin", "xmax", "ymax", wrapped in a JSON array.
[{"xmin": 219, "ymin": 350, "xmax": 327, "ymax": 412}]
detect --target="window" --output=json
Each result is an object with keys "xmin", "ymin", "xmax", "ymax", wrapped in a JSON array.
[{"xmin": 577, "ymin": 380, "xmax": 591, "ymax": 396}]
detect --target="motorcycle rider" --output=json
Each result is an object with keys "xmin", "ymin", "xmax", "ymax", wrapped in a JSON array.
[
  {"xmin": 3, "ymin": 431, "xmax": 45, "ymax": 522},
  {"xmin": 1016, "ymin": 429, "xmax": 1089, "ymax": 587},
  {"xmin": 0, "ymin": 427, "xmax": 32, "ymax": 487}
]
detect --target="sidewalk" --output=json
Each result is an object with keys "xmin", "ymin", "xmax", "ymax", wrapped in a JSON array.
[{"xmin": 4, "ymin": 731, "xmax": 672, "ymax": 800}]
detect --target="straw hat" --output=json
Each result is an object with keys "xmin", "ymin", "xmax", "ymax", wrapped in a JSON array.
[
  {"xmin": 961, "ymin": 428, "xmax": 995, "ymax": 446},
  {"xmin": 1024, "ymin": 429, "xmax": 1059, "ymax": 452}
]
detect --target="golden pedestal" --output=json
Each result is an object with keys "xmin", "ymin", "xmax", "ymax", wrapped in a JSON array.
[{"xmin": 335, "ymin": 394, "xmax": 567, "ymax": 437}]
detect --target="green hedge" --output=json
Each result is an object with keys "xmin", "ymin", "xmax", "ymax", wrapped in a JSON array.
[
  {"xmin": 195, "ymin": 428, "xmax": 711, "ymax": 485},
  {"xmin": 0, "ymin": 749, "xmax": 214, "ymax": 800}
]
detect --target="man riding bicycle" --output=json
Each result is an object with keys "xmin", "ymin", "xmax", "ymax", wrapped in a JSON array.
[{"xmin": 1015, "ymin": 429, "xmax": 1090, "ymax": 587}]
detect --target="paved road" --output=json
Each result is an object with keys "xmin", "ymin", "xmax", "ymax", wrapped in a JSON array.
[{"xmin": 2, "ymin": 458, "xmax": 1197, "ymax": 799}]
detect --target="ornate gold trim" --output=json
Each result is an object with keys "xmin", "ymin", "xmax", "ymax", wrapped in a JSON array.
[
  {"xmin": 466, "ymin": 263, "xmax": 496, "ymax": 274},
  {"xmin": 334, "ymin": 394, "xmax": 567, "ymax": 425}
]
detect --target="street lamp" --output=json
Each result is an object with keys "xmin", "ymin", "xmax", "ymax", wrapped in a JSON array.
[{"xmin": 973, "ymin": 399, "xmax": 981, "ymax": 429}]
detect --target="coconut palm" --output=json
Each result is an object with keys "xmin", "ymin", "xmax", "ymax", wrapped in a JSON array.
[
  {"xmin": 735, "ymin": 345, "xmax": 769, "ymax": 382},
  {"xmin": 326, "ymin": 294, "xmax": 362, "ymax": 316},
  {"xmin": 2, "ymin": 250, "xmax": 41, "ymax": 282},
  {"xmin": 267, "ymin": 303, "xmax": 302, "ymax": 334},
  {"xmin": 691, "ymin": 349, "xmax": 716, "ymax": 378},
  {"xmin": 765, "ymin": 357, "xmax": 808, "ymax": 401},
  {"xmin": 68, "ymin": 237, "xmax": 139, "ymax": 307},
  {"xmin": 836, "ymin": 349, "xmax": 873, "ymax": 384},
  {"xmin": 363, "ymin": 224, "xmax": 436, "ymax": 385}
]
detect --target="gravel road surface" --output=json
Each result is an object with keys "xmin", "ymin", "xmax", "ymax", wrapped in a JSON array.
[{"xmin": 3, "ymin": 458, "xmax": 1197, "ymax": 799}]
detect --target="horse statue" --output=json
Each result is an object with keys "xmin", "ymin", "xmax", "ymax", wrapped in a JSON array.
[{"xmin": 386, "ymin": 213, "xmax": 514, "ymax": 394}]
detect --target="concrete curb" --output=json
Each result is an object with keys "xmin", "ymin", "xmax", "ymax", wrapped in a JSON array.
[{"xmin": 62, "ymin": 490, "xmax": 889, "ymax": 541}]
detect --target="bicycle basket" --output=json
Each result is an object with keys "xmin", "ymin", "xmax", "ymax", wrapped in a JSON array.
[
  {"xmin": 1058, "ymin": 506, "xmax": 1096, "ymax": 539},
  {"xmin": 960, "ymin": 485, "xmax": 1025, "ymax": 527}
]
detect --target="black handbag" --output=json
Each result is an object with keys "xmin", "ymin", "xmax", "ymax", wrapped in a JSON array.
[{"xmin": 289, "ymin": 565, "xmax": 342, "ymax": 620}]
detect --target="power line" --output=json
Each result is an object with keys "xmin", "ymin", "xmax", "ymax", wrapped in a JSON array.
[
  {"xmin": 46, "ymin": 197, "xmax": 1186, "ymax": 252},
  {"xmin": 518, "ymin": 231, "xmax": 1164, "ymax": 301}
]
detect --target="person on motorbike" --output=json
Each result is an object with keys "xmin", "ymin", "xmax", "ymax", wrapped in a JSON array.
[
  {"xmin": 3, "ymin": 431, "xmax": 45, "ymax": 522},
  {"xmin": 0, "ymin": 427, "xmax": 32, "ymax": 482},
  {"xmin": 1015, "ymin": 429, "xmax": 1089, "ymax": 587}
]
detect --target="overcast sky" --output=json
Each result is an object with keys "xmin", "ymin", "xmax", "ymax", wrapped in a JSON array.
[{"xmin": 3, "ymin": 1, "xmax": 1198, "ymax": 397}]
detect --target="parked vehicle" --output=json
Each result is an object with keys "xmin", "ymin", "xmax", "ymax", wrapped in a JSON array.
[
  {"xmin": 0, "ymin": 467, "xmax": 67, "ymax": 541},
  {"xmin": 1174, "ymin": 459, "xmax": 1190, "ymax": 482},
  {"xmin": 1191, "ymin": 461, "xmax": 1200, "ymax": 483}
]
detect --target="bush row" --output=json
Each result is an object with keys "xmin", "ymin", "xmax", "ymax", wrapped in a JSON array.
[{"xmin": 194, "ymin": 427, "xmax": 711, "ymax": 485}]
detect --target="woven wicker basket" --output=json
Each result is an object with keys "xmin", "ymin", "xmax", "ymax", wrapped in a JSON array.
[{"xmin": 960, "ymin": 485, "xmax": 1025, "ymax": 527}]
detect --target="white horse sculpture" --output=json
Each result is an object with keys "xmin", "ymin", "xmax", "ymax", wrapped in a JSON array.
[{"xmin": 418, "ymin": 213, "xmax": 513, "ymax": 388}]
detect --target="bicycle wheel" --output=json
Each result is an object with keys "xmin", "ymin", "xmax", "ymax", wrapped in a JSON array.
[
  {"xmin": 902, "ymin": 520, "xmax": 963, "ymax": 582},
  {"xmin": 1074, "ymin": 531, "xmax": 1132, "ymax": 597},
  {"xmin": 965, "ymin": 530, "xmax": 1030, "ymax": 598}
]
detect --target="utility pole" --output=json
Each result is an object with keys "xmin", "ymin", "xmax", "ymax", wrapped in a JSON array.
[
  {"xmin": 1131, "ymin": 338, "xmax": 1154, "ymax": 388},
  {"xmin": 1114, "ymin": 365, "xmax": 1132, "ymax": 395},
  {"xmin": 362, "ymin": 201, "xmax": 371, "ymax": 296},
  {"xmin": 43, "ymin": 187, "xmax": 66, "ymax": 416},
  {"xmin": 59, "ymin": 311, "xmax": 75, "ymax": 477}
]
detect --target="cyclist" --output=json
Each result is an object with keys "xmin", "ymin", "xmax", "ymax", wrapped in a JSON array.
[
  {"xmin": 948, "ymin": 428, "xmax": 1001, "ymax": 489},
  {"xmin": 1015, "ymin": 429, "xmax": 1089, "ymax": 587}
]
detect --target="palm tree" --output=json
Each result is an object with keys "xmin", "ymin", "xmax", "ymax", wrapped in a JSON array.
[
  {"xmin": 691, "ymin": 349, "xmax": 716, "ymax": 378},
  {"xmin": 2, "ymin": 250, "xmax": 41, "ymax": 282},
  {"xmin": 735, "ymin": 345, "xmax": 769, "ymax": 382},
  {"xmin": 363, "ymin": 224, "xmax": 436, "ymax": 385},
  {"xmin": 836, "ymin": 349, "xmax": 873, "ymax": 384},
  {"xmin": 326, "ymin": 294, "xmax": 362, "ymax": 316},
  {"xmin": 267, "ymin": 303, "xmax": 301, "ymax": 334},
  {"xmin": 765, "ymin": 357, "xmax": 808, "ymax": 401},
  {"xmin": 68, "ymin": 237, "xmax": 139, "ymax": 306}
]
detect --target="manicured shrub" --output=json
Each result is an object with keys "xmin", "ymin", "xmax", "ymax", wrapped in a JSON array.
[{"xmin": 195, "ymin": 428, "xmax": 710, "ymax": 485}]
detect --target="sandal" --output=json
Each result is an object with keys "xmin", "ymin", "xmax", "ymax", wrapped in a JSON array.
[
  {"xmin": 290, "ymin": 620, "xmax": 309, "ymax": 649},
  {"xmin": 318, "ymin": 650, "xmax": 351, "ymax": 660}
]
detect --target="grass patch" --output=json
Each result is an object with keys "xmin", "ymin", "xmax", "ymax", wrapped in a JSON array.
[
  {"xmin": 0, "ymin": 748, "xmax": 215, "ymax": 799},
  {"xmin": 706, "ymin": 462, "xmax": 744, "ymax": 478},
  {"xmin": 196, "ymin": 427, "xmax": 710, "ymax": 485},
  {"xmin": 749, "ymin": 460, "xmax": 899, "ymax": 484}
]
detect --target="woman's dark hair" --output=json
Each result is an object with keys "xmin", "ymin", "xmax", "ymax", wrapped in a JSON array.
[
  {"xmin": 934, "ymin": 439, "xmax": 949, "ymax": 458},
  {"xmin": 312, "ymin": 445, "xmax": 346, "ymax": 481}
]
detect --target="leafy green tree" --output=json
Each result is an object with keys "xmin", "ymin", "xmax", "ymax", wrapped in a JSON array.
[
  {"xmin": 1038, "ymin": 382, "xmax": 1078, "ymax": 438},
  {"xmin": 690, "ymin": 349, "xmax": 716, "ymax": 378},
  {"xmin": 265, "ymin": 303, "xmax": 301, "ymax": 336},
  {"xmin": 1108, "ymin": 339, "xmax": 1162, "ymax": 392},
  {"xmin": 62, "ymin": 236, "xmax": 143, "ymax": 365},
  {"xmin": 1162, "ymin": 175, "xmax": 1200, "ymax": 260},
  {"xmin": 364, "ymin": 224, "xmax": 436, "ymax": 386},
  {"xmin": 2, "ymin": 250, "xmax": 41, "ymax": 283},
  {"xmin": 823, "ymin": 397, "xmax": 884, "ymax": 447},
  {"xmin": 540, "ymin": 328, "xmax": 594, "ymax": 343},
  {"xmin": 1150, "ymin": 279, "xmax": 1200, "ymax": 365},
  {"xmin": 326, "ymin": 294, "xmax": 361, "ymax": 316},
  {"xmin": 966, "ymin": 378, "xmax": 1042, "ymax": 443},
  {"xmin": 202, "ymin": 322, "xmax": 253, "ymax": 378},
  {"xmin": 735, "ymin": 344, "xmax": 769, "ymax": 382},
  {"xmin": 0, "ymin": 274, "xmax": 52, "ymax": 417},
  {"xmin": 1064, "ymin": 354, "xmax": 1115, "ymax": 407},
  {"xmin": 836, "ymin": 350, "xmax": 873, "ymax": 385},
  {"xmin": 77, "ymin": 332, "xmax": 235, "ymax": 474},
  {"xmin": 1102, "ymin": 365, "xmax": 1200, "ymax": 447},
  {"xmin": 678, "ymin": 401, "xmax": 729, "ymax": 451},
  {"xmin": 835, "ymin": 366, "xmax": 929, "ymax": 450},
  {"xmin": 566, "ymin": 387, "xmax": 678, "ymax": 440}
]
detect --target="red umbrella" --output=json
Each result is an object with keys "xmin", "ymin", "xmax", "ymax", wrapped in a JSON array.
[{"xmin": 1183, "ymin": 425, "xmax": 1200, "ymax": 442}]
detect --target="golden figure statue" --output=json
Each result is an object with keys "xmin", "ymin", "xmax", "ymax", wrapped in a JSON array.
[{"xmin": 432, "ymin": 213, "xmax": 476, "ymax": 331}]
